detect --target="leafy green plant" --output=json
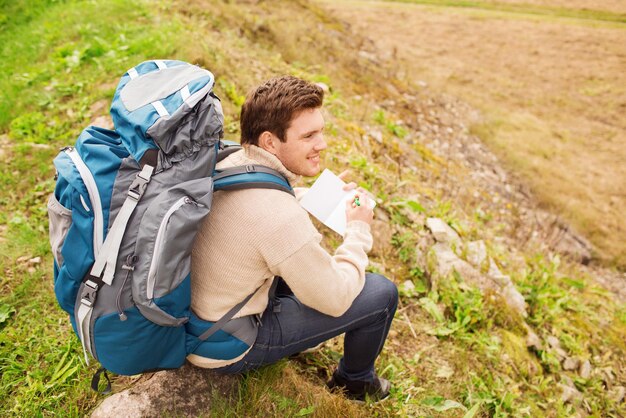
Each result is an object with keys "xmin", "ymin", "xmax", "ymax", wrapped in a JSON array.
[
  {"xmin": 390, "ymin": 232, "xmax": 417, "ymax": 263},
  {"xmin": 373, "ymin": 109, "xmax": 408, "ymax": 138}
]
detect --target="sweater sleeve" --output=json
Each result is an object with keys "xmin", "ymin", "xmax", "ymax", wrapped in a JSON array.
[{"xmin": 269, "ymin": 220, "xmax": 373, "ymax": 317}]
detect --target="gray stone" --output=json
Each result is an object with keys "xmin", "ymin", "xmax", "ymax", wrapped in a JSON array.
[
  {"xmin": 563, "ymin": 357, "xmax": 580, "ymax": 371},
  {"xmin": 486, "ymin": 259, "xmax": 526, "ymax": 316},
  {"xmin": 428, "ymin": 243, "xmax": 527, "ymax": 316},
  {"xmin": 555, "ymin": 348, "xmax": 568, "ymax": 360},
  {"xmin": 430, "ymin": 243, "xmax": 486, "ymax": 285},
  {"xmin": 559, "ymin": 383, "xmax": 582, "ymax": 404},
  {"xmin": 487, "ymin": 259, "xmax": 509, "ymax": 286},
  {"xmin": 426, "ymin": 218, "xmax": 460, "ymax": 244},
  {"xmin": 525, "ymin": 328, "xmax": 542, "ymax": 350},
  {"xmin": 402, "ymin": 280, "xmax": 416, "ymax": 292},
  {"xmin": 547, "ymin": 336, "xmax": 561, "ymax": 350},
  {"xmin": 579, "ymin": 359, "xmax": 592, "ymax": 379},
  {"xmin": 466, "ymin": 240, "xmax": 487, "ymax": 268},
  {"xmin": 609, "ymin": 386, "xmax": 625, "ymax": 403},
  {"xmin": 90, "ymin": 363, "xmax": 237, "ymax": 418},
  {"xmin": 501, "ymin": 283, "xmax": 527, "ymax": 317},
  {"xmin": 367, "ymin": 128, "xmax": 383, "ymax": 144}
]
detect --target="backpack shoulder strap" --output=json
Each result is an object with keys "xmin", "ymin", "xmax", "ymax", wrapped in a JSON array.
[{"xmin": 213, "ymin": 165, "xmax": 294, "ymax": 196}]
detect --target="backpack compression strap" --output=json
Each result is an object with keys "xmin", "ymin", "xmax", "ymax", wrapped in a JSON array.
[
  {"xmin": 213, "ymin": 165, "xmax": 294, "ymax": 196},
  {"xmin": 197, "ymin": 168, "xmax": 292, "ymax": 341},
  {"xmin": 77, "ymin": 163, "xmax": 154, "ymax": 364}
]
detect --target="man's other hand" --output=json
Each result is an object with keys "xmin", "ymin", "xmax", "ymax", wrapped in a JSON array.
[{"xmin": 346, "ymin": 189, "xmax": 374, "ymax": 225}]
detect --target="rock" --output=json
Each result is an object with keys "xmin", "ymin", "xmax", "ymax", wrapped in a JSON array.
[
  {"xmin": 599, "ymin": 366, "xmax": 616, "ymax": 384},
  {"xmin": 28, "ymin": 257, "xmax": 41, "ymax": 265},
  {"xmin": 579, "ymin": 359, "xmax": 592, "ymax": 379},
  {"xmin": 486, "ymin": 259, "xmax": 526, "ymax": 316},
  {"xmin": 501, "ymin": 283, "xmax": 527, "ymax": 317},
  {"xmin": 547, "ymin": 336, "xmax": 561, "ymax": 350},
  {"xmin": 543, "ymin": 217, "xmax": 593, "ymax": 265},
  {"xmin": 90, "ymin": 363, "xmax": 238, "ymax": 418},
  {"xmin": 402, "ymin": 280, "xmax": 415, "ymax": 292},
  {"xmin": 426, "ymin": 218, "xmax": 460, "ymax": 244},
  {"xmin": 525, "ymin": 328, "xmax": 542, "ymax": 350},
  {"xmin": 429, "ymin": 243, "xmax": 485, "ymax": 285},
  {"xmin": 466, "ymin": 240, "xmax": 487, "ymax": 268},
  {"xmin": 487, "ymin": 260, "xmax": 508, "ymax": 286},
  {"xmin": 370, "ymin": 219, "xmax": 394, "ymax": 258},
  {"xmin": 563, "ymin": 357, "xmax": 579, "ymax": 371},
  {"xmin": 428, "ymin": 243, "xmax": 527, "ymax": 316},
  {"xmin": 559, "ymin": 383, "xmax": 582, "ymax": 404},
  {"xmin": 555, "ymin": 348, "xmax": 568, "ymax": 360},
  {"xmin": 609, "ymin": 386, "xmax": 625, "ymax": 403},
  {"xmin": 367, "ymin": 128, "xmax": 383, "ymax": 144}
]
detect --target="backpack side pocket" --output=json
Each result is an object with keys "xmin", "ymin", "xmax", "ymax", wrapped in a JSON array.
[
  {"xmin": 132, "ymin": 177, "xmax": 213, "ymax": 326},
  {"xmin": 47, "ymin": 194, "xmax": 72, "ymax": 268}
]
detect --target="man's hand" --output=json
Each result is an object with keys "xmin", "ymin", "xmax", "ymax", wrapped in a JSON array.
[{"xmin": 345, "ymin": 189, "xmax": 374, "ymax": 225}]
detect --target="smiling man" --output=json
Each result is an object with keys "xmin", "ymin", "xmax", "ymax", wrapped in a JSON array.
[{"xmin": 190, "ymin": 76, "xmax": 398, "ymax": 402}]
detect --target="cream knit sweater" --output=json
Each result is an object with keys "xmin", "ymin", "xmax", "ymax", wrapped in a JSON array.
[{"xmin": 189, "ymin": 146, "xmax": 372, "ymax": 365}]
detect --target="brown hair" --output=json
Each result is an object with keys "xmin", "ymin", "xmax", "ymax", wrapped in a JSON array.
[{"xmin": 240, "ymin": 76, "xmax": 324, "ymax": 145}]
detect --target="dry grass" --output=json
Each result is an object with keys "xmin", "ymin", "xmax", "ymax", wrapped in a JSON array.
[
  {"xmin": 483, "ymin": 0, "xmax": 626, "ymax": 14},
  {"xmin": 323, "ymin": 0, "xmax": 626, "ymax": 267}
]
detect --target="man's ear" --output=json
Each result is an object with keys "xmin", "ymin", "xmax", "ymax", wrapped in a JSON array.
[{"xmin": 258, "ymin": 131, "xmax": 278, "ymax": 154}]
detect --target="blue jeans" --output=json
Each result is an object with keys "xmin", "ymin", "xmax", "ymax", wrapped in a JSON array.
[{"xmin": 214, "ymin": 273, "xmax": 398, "ymax": 383}]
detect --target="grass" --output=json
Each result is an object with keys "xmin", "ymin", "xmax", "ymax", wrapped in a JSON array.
[
  {"xmin": 1, "ymin": 0, "xmax": 625, "ymax": 416},
  {"xmin": 382, "ymin": 0, "xmax": 626, "ymax": 23}
]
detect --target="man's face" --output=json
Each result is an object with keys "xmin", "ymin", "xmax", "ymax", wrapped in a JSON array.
[{"xmin": 272, "ymin": 107, "xmax": 327, "ymax": 177}]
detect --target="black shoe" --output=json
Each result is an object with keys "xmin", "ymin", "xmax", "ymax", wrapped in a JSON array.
[{"xmin": 327, "ymin": 369, "xmax": 391, "ymax": 402}]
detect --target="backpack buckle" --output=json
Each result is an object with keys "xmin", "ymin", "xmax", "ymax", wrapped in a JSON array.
[
  {"xmin": 245, "ymin": 165, "xmax": 256, "ymax": 173},
  {"xmin": 128, "ymin": 165, "xmax": 154, "ymax": 201},
  {"xmin": 80, "ymin": 280, "xmax": 99, "ymax": 308}
]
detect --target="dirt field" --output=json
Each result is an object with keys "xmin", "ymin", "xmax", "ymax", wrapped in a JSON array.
[{"xmin": 321, "ymin": 0, "xmax": 626, "ymax": 267}]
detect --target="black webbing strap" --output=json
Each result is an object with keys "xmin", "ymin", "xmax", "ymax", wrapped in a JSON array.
[
  {"xmin": 268, "ymin": 277, "xmax": 279, "ymax": 300},
  {"xmin": 91, "ymin": 367, "xmax": 111, "ymax": 394},
  {"xmin": 268, "ymin": 277, "xmax": 281, "ymax": 313}
]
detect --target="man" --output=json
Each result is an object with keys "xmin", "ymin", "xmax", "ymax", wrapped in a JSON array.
[{"xmin": 189, "ymin": 75, "xmax": 398, "ymax": 401}]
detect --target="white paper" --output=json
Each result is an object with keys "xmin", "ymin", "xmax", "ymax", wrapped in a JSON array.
[{"xmin": 300, "ymin": 169, "xmax": 375, "ymax": 235}]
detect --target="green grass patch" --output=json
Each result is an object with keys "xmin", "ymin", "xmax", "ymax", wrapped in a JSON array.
[{"xmin": 384, "ymin": 0, "xmax": 626, "ymax": 24}]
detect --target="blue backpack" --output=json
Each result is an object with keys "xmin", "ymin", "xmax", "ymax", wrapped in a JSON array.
[{"xmin": 47, "ymin": 60, "xmax": 293, "ymax": 388}]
